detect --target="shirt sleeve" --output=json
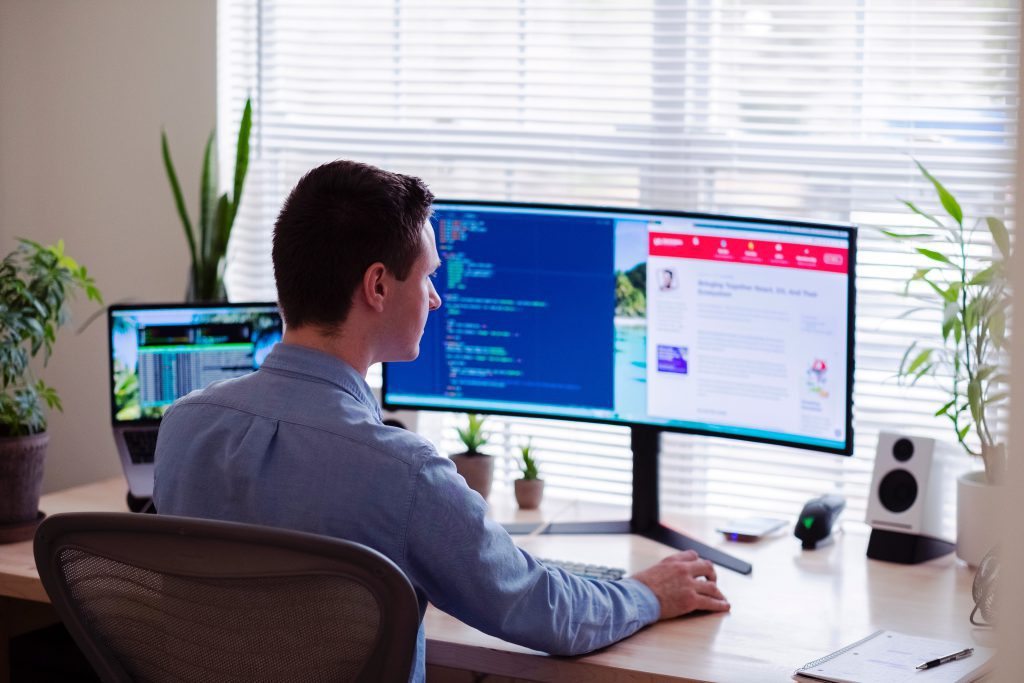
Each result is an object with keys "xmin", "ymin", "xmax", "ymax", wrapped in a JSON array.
[{"xmin": 402, "ymin": 452, "xmax": 660, "ymax": 656}]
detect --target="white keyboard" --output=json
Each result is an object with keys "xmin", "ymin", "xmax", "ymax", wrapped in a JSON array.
[{"xmin": 538, "ymin": 557, "xmax": 626, "ymax": 581}]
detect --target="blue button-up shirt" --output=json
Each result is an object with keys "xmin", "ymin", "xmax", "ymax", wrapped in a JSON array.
[{"xmin": 154, "ymin": 343, "xmax": 660, "ymax": 682}]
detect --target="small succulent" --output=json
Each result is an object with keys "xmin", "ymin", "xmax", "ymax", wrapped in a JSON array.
[
  {"xmin": 456, "ymin": 413, "xmax": 489, "ymax": 455},
  {"xmin": 519, "ymin": 440, "xmax": 539, "ymax": 481}
]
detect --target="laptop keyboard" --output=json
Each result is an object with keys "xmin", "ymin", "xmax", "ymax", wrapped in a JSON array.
[
  {"xmin": 538, "ymin": 557, "xmax": 626, "ymax": 581},
  {"xmin": 124, "ymin": 430, "xmax": 158, "ymax": 464}
]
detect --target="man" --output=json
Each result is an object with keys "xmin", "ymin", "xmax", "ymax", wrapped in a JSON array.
[{"xmin": 154, "ymin": 160, "xmax": 729, "ymax": 682}]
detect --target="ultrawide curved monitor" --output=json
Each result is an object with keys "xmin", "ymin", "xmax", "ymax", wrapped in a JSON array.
[{"xmin": 383, "ymin": 201, "xmax": 855, "ymax": 455}]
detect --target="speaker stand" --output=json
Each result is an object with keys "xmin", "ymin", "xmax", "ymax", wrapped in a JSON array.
[{"xmin": 866, "ymin": 528, "xmax": 954, "ymax": 564}]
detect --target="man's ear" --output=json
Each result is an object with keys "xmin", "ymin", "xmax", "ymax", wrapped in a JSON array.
[{"xmin": 361, "ymin": 262, "xmax": 388, "ymax": 313}]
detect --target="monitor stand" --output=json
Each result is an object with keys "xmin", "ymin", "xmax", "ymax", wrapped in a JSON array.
[{"xmin": 504, "ymin": 425, "xmax": 752, "ymax": 575}]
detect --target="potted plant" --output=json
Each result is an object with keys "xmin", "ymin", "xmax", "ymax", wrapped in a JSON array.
[
  {"xmin": 885, "ymin": 160, "xmax": 1011, "ymax": 564},
  {"xmin": 450, "ymin": 414, "xmax": 493, "ymax": 500},
  {"xmin": 161, "ymin": 97, "xmax": 253, "ymax": 301},
  {"xmin": 513, "ymin": 440, "xmax": 544, "ymax": 510},
  {"xmin": 0, "ymin": 239, "xmax": 101, "ymax": 542}
]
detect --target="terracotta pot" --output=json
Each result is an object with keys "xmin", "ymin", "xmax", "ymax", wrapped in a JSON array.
[
  {"xmin": 450, "ymin": 452, "xmax": 494, "ymax": 500},
  {"xmin": 514, "ymin": 479, "xmax": 544, "ymax": 510},
  {"xmin": 0, "ymin": 432, "xmax": 48, "ymax": 541},
  {"xmin": 957, "ymin": 470, "xmax": 1003, "ymax": 566}
]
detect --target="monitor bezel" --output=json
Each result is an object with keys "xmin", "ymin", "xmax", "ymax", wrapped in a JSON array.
[
  {"xmin": 383, "ymin": 200, "xmax": 857, "ymax": 456},
  {"xmin": 107, "ymin": 301, "xmax": 281, "ymax": 427}
]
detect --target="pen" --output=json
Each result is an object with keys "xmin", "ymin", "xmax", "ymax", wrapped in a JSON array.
[{"xmin": 916, "ymin": 647, "xmax": 973, "ymax": 670}]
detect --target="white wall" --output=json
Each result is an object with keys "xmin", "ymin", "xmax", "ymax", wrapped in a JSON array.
[{"xmin": 0, "ymin": 0, "xmax": 216, "ymax": 492}]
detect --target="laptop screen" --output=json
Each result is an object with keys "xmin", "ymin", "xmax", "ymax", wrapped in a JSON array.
[{"xmin": 108, "ymin": 303, "xmax": 283, "ymax": 425}]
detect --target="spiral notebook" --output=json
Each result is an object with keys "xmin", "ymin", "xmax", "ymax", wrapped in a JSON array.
[{"xmin": 794, "ymin": 630, "xmax": 994, "ymax": 683}]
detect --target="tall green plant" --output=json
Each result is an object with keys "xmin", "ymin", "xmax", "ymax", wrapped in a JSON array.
[
  {"xmin": 0, "ymin": 240, "xmax": 102, "ymax": 436},
  {"xmin": 161, "ymin": 98, "xmax": 252, "ymax": 301},
  {"xmin": 456, "ymin": 413, "xmax": 489, "ymax": 455},
  {"xmin": 885, "ymin": 160, "xmax": 1011, "ymax": 481}
]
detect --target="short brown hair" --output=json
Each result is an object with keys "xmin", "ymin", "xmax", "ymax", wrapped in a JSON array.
[{"xmin": 272, "ymin": 160, "xmax": 434, "ymax": 328}]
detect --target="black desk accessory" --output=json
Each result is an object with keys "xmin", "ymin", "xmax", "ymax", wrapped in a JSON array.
[{"xmin": 794, "ymin": 494, "xmax": 845, "ymax": 549}]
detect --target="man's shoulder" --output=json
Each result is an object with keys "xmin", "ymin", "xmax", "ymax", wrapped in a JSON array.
[
  {"xmin": 168, "ymin": 372, "xmax": 259, "ymax": 408},
  {"xmin": 163, "ymin": 376, "xmax": 442, "ymax": 469},
  {"xmin": 368, "ymin": 422, "xmax": 443, "ymax": 468}
]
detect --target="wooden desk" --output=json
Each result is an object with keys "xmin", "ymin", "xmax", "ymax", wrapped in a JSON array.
[
  {"xmin": 0, "ymin": 478, "xmax": 127, "ymax": 682},
  {"xmin": 0, "ymin": 480, "xmax": 987, "ymax": 683},
  {"xmin": 424, "ymin": 504, "xmax": 987, "ymax": 682}
]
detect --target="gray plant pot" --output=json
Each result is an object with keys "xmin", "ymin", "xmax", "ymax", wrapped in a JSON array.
[
  {"xmin": 514, "ymin": 479, "xmax": 544, "ymax": 510},
  {"xmin": 450, "ymin": 452, "xmax": 494, "ymax": 501},
  {"xmin": 0, "ymin": 431, "xmax": 48, "ymax": 542}
]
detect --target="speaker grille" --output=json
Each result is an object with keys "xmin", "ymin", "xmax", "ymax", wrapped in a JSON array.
[
  {"xmin": 879, "ymin": 469, "xmax": 917, "ymax": 513},
  {"xmin": 892, "ymin": 438, "xmax": 915, "ymax": 462}
]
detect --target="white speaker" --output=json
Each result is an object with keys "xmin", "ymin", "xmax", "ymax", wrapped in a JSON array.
[
  {"xmin": 865, "ymin": 432, "xmax": 956, "ymax": 563},
  {"xmin": 371, "ymin": 386, "xmax": 419, "ymax": 433}
]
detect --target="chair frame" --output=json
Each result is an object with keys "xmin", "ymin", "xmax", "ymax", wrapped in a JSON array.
[{"xmin": 34, "ymin": 512, "xmax": 420, "ymax": 683}]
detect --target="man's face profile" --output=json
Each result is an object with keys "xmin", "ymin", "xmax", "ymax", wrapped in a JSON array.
[{"xmin": 380, "ymin": 221, "xmax": 443, "ymax": 362}]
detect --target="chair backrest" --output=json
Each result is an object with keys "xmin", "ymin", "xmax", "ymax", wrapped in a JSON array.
[{"xmin": 34, "ymin": 512, "xmax": 420, "ymax": 683}]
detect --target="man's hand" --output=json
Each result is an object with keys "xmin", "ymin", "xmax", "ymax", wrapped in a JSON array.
[{"xmin": 631, "ymin": 550, "xmax": 730, "ymax": 620}]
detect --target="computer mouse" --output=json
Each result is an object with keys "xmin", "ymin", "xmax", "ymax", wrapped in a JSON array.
[{"xmin": 794, "ymin": 494, "xmax": 846, "ymax": 549}]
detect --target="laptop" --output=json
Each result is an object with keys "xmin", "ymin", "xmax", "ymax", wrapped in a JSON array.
[{"xmin": 107, "ymin": 302, "xmax": 283, "ymax": 499}]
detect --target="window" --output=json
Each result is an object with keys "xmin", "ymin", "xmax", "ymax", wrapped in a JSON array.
[{"xmin": 219, "ymin": 0, "xmax": 1018, "ymax": 524}]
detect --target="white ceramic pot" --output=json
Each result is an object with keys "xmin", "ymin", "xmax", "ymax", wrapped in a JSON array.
[{"xmin": 956, "ymin": 470, "xmax": 1002, "ymax": 566}]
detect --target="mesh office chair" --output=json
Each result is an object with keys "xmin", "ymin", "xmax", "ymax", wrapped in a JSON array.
[{"xmin": 33, "ymin": 512, "xmax": 420, "ymax": 683}]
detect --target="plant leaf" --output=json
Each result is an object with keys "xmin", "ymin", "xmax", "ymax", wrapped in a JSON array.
[
  {"xmin": 976, "ymin": 365, "xmax": 998, "ymax": 383},
  {"xmin": 896, "ymin": 305, "xmax": 935, "ymax": 320},
  {"xmin": 986, "ymin": 216, "xmax": 1010, "ymax": 260},
  {"xmin": 941, "ymin": 316, "xmax": 954, "ymax": 342},
  {"xmin": 213, "ymin": 193, "xmax": 231, "ymax": 257},
  {"xmin": 897, "ymin": 342, "xmax": 917, "ymax": 377},
  {"xmin": 967, "ymin": 377, "xmax": 982, "ymax": 423},
  {"xmin": 899, "ymin": 199, "xmax": 945, "ymax": 228},
  {"xmin": 916, "ymin": 247, "xmax": 953, "ymax": 266},
  {"xmin": 915, "ymin": 159, "xmax": 963, "ymax": 225},
  {"xmin": 230, "ymin": 98, "xmax": 253, "ymax": 226},
  {"xmin": 161, "ymin": 129, "xmax": 198, "ymax": 270},
  {"xmin": 199, "ymin": 130, "xmax": 217, "ymax": 274},
  {"xmin": 963, "ymin": 299, "xmax": 978, "ymax": 331},
  {"xmin": 882, "ymin": 229, "xmax": 933, "ymax": 239},
  {"xmin": 198, "ymin": 195, "xmax": 231, "ymax": 300},
  {"xmin": 911, "ymin": 362, "xmax": 932, "ymax": 385},
  {"xmin": 990, "ymin": 308, "xmax": 1006, "ymax": 349},
  {"xmin": 934, "ymin": 398, "xmax": 956, "ymax": 417},
  {"xmin": 968, "ymin": 265, "xmax": 995, "ymax": 286},
  {"xmin": 906, "ymin": 348, "xmax": 933, "ymax": 375},
  {"xmin": 943, "ymin": 299, "xmax": 959, "ymax": 326}
]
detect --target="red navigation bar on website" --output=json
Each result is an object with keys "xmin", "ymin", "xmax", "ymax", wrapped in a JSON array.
[{"xmin": 648, "ymin": 232, "xmax": 848, "ymax": 274}]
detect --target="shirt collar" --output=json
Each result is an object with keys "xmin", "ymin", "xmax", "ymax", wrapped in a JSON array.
[{"xmin": 260, "ymin": 343, "xmax": 382, "ymax": 421}]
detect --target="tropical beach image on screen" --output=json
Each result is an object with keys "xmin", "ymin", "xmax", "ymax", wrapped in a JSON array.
[{"xmin": 614, "ymin": 220, "xmax": 650, "ymax": 414}]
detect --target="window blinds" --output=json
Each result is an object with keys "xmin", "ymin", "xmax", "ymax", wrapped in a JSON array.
[{"xmin": 218, "ymin": 0, "xmax": 1018, "ymax": 521}]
